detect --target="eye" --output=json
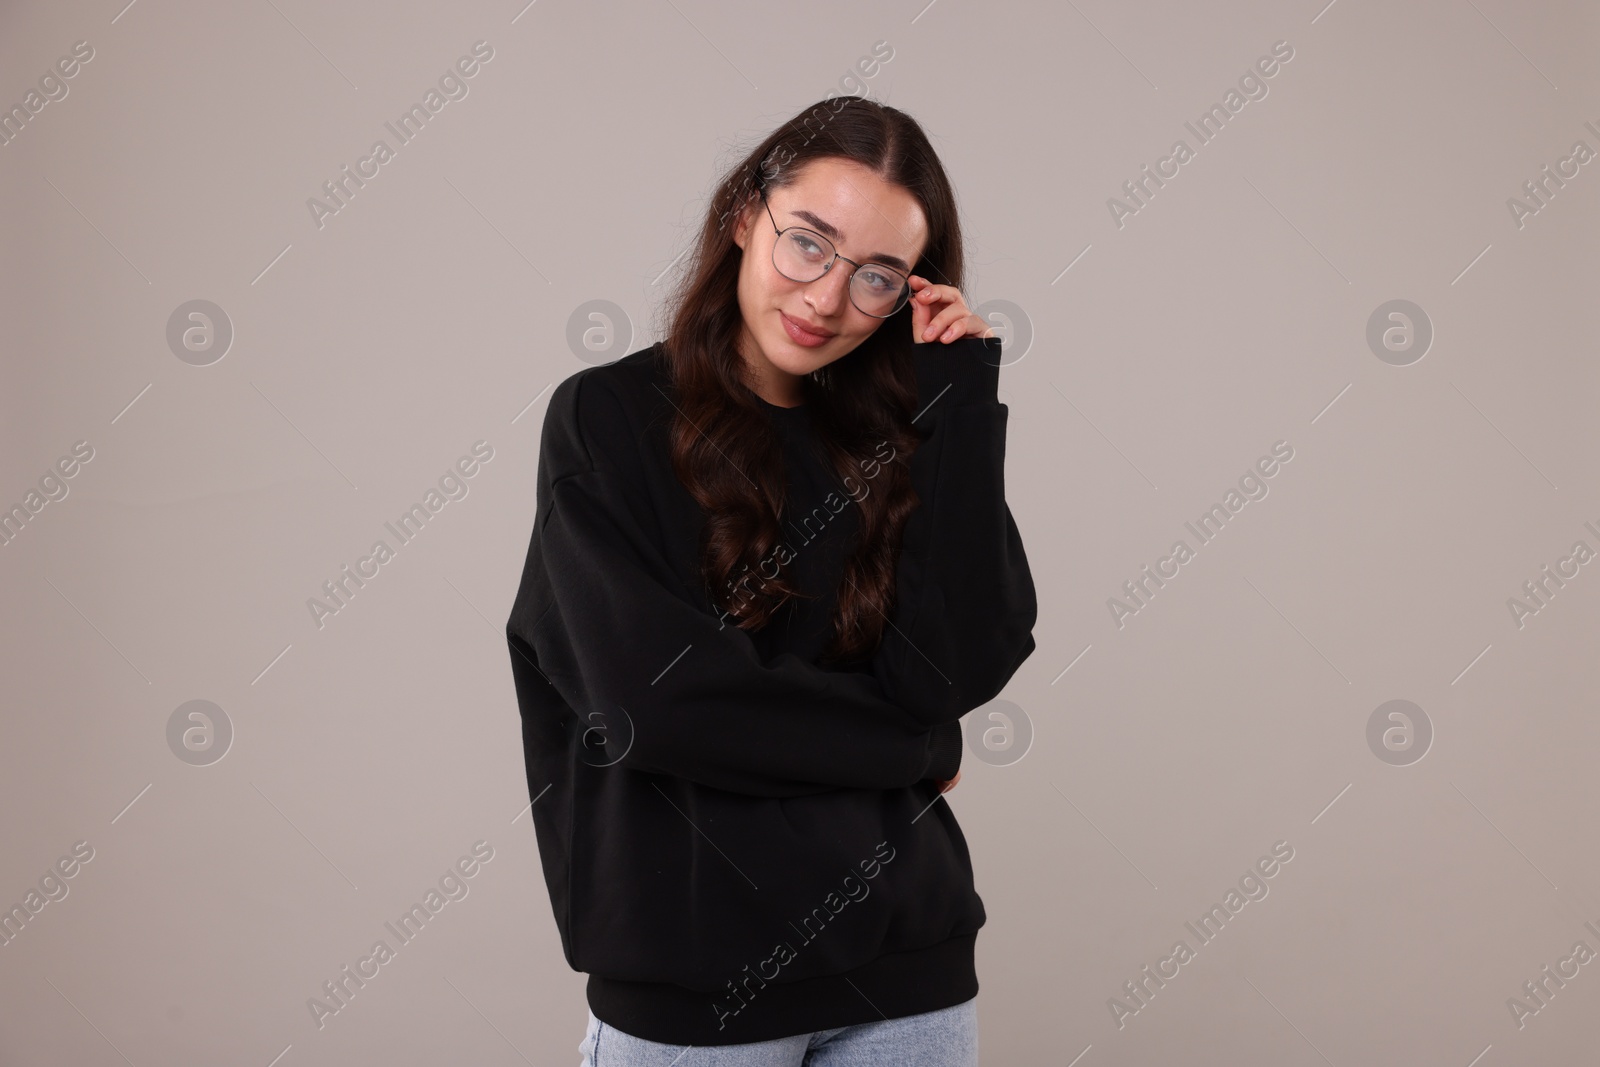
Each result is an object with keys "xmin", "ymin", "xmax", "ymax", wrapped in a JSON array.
[
  {"xmin": 856, "ymin": 266, "xmax": 901, "ymax": 293},
  {"xmin": 788, "ymin": 231, "xmax": 828, "ymax": 260}
]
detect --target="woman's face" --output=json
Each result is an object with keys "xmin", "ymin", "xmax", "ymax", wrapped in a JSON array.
[{"xmin": 732, "ymin": 156, "xmax": 928, "ymax": 405}]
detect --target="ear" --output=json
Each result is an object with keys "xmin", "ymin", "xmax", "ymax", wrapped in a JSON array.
[{"xmin": 732, "ymin": 199, "xmax": 756, "ymax": 251}]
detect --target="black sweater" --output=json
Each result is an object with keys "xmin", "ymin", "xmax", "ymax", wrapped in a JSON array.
[{"xmin": 505, "ymin": 335, "xmax": 1036, "ymax": 1045}]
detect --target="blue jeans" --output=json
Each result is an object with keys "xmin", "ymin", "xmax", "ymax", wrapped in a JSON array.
[{"xmin": 578, "ymin": 997, "xmax": 978, "ymax": 1066}]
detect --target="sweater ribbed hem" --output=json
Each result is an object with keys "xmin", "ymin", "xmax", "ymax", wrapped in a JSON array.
[{"xmin": 586, "ymin": 930, "xmax": 978, "ymax": 1046}]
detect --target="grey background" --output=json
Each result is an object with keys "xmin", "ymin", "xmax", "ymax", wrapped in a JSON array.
[{"xmin": 2, "ymin": 0, "xmax": 1597, "ymax": 1063}]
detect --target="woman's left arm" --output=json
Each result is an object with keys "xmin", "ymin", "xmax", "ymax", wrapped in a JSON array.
[{"xmin": 860, "ymin": 278, "xmax": 1040, "ymax": 727}]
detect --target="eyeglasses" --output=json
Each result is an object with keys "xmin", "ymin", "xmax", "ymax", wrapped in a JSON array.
[{"xmin": 757, "ymin": 190, "xmax": 912, "ymax": 319}]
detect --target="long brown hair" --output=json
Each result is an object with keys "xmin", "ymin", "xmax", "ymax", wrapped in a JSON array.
[{"xmin": 657, "ymin": 96, "xmax": 967, "ymax": 666}]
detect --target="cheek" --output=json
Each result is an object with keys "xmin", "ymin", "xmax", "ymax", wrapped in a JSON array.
[
  {"xmin": 838, "ymin": 323, "xmax": 877, "ymax": 351},
  {"xmin": 735, "ymin": 261, "xmax": 767, "ymax": 316},
  {"xmin": 741, "ymin": 255, "xmax": 783, "ymax": 303}
]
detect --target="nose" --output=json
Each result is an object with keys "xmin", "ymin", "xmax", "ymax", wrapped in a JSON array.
[{"xmin": 803, "ymin": 262, "xmax": 852, "ymax": 318}]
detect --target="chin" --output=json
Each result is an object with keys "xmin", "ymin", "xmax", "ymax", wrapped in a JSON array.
[
  {"xmin": 769, "ymin": 348, "xmax": 824, "ymax": 377},
  {"xmin": 761, "ymin": 329, "xmax": 830, "ymax": 372}
]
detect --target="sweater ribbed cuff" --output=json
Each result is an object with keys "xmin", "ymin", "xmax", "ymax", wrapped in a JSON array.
[
  {"xmin": 912, "ymin": 335, "xmax": 1003, "ymax": 415},
  {"xmin": 923, "ymin": 720, "xmax": 965, "ymax": 782}
]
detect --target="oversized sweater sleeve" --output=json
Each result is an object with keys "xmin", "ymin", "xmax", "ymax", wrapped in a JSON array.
[
  {"xmin": 865, "ymin": 334, "xmax": 1038, "ymax": 726},
  {"xmin": 505, "ymin": 368, "xmax": 965, "ymax": 799}
]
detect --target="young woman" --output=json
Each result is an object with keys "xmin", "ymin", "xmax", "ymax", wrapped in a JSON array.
[{"xmin": 505, "ymin": 96, "xmax": 1037, "ymax": 1065}]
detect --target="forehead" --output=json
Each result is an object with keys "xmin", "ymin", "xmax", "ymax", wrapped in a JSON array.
[{"xmin": 776, "ymin": 158, "xmax": 927, "ymax": 265}]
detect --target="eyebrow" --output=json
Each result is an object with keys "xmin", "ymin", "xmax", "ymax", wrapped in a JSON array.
[{"xmin": 788, "ymin": 209, "xmax": 913, "ymax": 274}]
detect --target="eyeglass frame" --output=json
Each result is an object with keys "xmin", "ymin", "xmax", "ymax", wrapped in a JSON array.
[{"xmin": 755, "ymin": 187, "xmax": 913, "ymax": 320}]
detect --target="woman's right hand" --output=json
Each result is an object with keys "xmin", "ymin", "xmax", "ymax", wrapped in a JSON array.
[{"xmin": 935, "ymin": 770, "xmax": 961, "ymax": 793}]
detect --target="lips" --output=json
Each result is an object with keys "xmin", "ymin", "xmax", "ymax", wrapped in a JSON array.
[{"xmin": 780, "ymin": 311, "xmax": 835, "ymax": 345}]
